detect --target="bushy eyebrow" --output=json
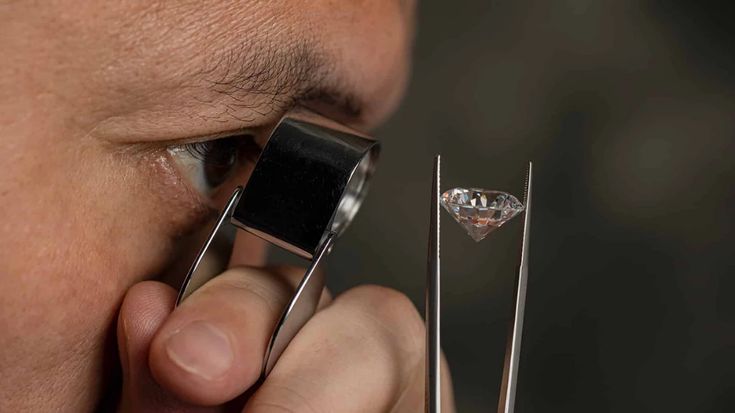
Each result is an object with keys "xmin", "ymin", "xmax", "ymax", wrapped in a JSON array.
[{"xmin": 198, "ymin": 38, "xmax": 363, "ymax": 122}]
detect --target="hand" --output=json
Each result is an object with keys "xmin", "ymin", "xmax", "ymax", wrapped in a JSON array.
[{"xmin": 116, "ymin": 266, "xmax": 455, "ymax": 412}]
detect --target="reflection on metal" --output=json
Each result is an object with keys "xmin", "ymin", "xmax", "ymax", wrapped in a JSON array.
[
  {"xmin": 425, "ymin": 155, "xmax": 441, "ymax": 413},
  {"xmin": 497, "ymin": 162, "xmax": 532, "ymax": 413},
  {"xmin": 262, "ymin": 231, "xmax": 335, "ymax": 375},
  {"xmin": 176, "ymin": 187, "xmax": 242, "ymax": 305}
]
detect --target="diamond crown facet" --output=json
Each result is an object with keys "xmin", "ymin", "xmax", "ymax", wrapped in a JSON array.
[{"xmin": 441, "ymin": 188, "xmax": 524, "ymax": 242}]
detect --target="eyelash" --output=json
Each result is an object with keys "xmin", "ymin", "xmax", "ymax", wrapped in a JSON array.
[
  {"xmin": 180, "ymin": 135, "xmax": 262, "ymax": 162},
  {"xmin": 181, "ymin": 134, "xmax": 261, "ymax": 165},
  {"xmin": 168, "ymin": 134, "xmax": 262, "ymax": 197}
]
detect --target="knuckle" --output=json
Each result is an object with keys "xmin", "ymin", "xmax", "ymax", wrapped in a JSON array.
[
  {"xmin": 248, "ymin": 381, "xmax": 319, "ymax": 413},
  {"xmin": 262, "ymin": 264, "xmax": 306, "ymax": 283},
  {"xmin": 202, "ymin": 268, "xmax": 287, "ymax": 313},
  {"xmin": 347, "ymin": 284, "xmax": 425, "ymax": 351},
  {"xmin": 248, "ymin": 402, "xmax": 298, "ymax": 413},
  {"xmin": 355, "ymin": 285, "xmax": 418, "ymax": 320}
]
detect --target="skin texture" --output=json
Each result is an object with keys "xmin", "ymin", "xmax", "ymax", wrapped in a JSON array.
[{"xmin": 0, "ymin": 0, "xmax": 455, "ymax": 412}]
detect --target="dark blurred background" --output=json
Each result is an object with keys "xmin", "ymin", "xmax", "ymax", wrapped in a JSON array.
[{"xmin": 310, "ymin": 1, "xmax": 735, "ymax": 411}]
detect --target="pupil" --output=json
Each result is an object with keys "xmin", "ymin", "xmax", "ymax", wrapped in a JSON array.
[{"xmin": 203, "ymin": 137, "xmax": 239, "ymax": 188}]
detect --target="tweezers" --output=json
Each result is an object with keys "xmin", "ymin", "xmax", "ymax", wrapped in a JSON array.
[{"xmin": 425, "ymin": 156, "xmax": 533, "ymax": 413}]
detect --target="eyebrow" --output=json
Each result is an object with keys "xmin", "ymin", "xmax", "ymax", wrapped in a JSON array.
[{"xmin": 200, "ymin": 39, "xmax": 364, "ymax": 123}]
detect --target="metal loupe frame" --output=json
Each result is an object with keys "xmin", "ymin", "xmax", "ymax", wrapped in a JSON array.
[{"xmin": 177, "ymin": 111, "xmax": 379, "ymax": 376}]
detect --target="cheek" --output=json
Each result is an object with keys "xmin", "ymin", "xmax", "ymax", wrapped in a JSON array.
[{"xmin": 0, "ymin": 129, "xmax": 212, "ymax": 408}]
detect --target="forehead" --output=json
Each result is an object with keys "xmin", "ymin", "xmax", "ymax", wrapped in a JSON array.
[
  {"xmin": 7, "ymin": 0, "xmax": 410, "ymax": 133},
  {"xmin": 18, "ymin": 2, "xmax": 329, "ymax": 133},
  {"xmin": 78, "ymin": 2, "xmax": 329, "ymax": 96}
]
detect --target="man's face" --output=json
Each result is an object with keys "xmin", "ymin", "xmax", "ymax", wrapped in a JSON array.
[{"xmin": 0, "ymin": 1, "xmax": 413, "ymax": 410}]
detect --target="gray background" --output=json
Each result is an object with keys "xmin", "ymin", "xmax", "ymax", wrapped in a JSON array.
[{"xmin": 316, "ymin": 1, "xmax": 734, "ymax": 412}]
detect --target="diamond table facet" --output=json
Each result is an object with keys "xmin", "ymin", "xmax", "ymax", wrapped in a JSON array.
[{"xmin": 441, "ymin": 188, "xmax": 525, "ymax": 242}]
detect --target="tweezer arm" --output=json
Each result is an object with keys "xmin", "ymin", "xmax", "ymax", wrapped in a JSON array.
[
  {"xmin": 497, "ymin": 162, "xmax": 533, "ymax": 413},
  {"xmin": 426, "ymin": 155, "xmax": 441, "ymax": 413}
]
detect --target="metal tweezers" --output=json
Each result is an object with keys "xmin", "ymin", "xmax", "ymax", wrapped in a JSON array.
[{"xmin": 425, "ymin": 156, "xmax": 533, "ymax": 413}]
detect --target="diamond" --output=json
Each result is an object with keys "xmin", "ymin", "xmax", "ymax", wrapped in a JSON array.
[{"xmin": 441, "ymin": 188, "xmax": 525, "ymax": 242}]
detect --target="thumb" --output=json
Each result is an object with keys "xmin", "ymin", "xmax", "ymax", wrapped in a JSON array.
[{"xmin": 117, "ymin": 281, "xmax": 214, "ymax": 413}]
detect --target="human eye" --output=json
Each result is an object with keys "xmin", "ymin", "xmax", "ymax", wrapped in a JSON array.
[{"xmin": 167, "ymin": 133, "xmax": 262, "ymax": 198}]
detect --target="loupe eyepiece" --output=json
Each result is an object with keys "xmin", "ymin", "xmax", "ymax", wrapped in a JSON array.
[{"xmin": 232, "ymin": 112, "xmax": 379, "ymax": 259}]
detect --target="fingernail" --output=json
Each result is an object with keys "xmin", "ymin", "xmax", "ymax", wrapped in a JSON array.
[{"xmin": 165, "ymin": 321, "xmax": 234, "ymax": 380}]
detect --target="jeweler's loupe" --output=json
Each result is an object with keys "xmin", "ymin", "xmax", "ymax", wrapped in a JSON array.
[{"xmin": 176, "ymin": 110, "xmax": 379, "ymax": 376}]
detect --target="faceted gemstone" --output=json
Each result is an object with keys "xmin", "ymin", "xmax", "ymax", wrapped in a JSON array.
[{"xmin": 441, "ymin": 188, "xmax": 524, "ymax": 242}]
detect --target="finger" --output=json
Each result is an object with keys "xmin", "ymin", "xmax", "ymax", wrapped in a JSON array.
[
  {"xmin": 441, "ymin": 354, "xmax": 457, "ymax": 413},
  {"xmin": 148, "ymin": 265, "xmax": 330, "ymax": 406},
  {"xmin": 228, "ymin": 231, "xmax": 268, "ymax": 268},
  {"xmin": 389, "ymin": 352, "xmax": 456, "ymax": 413},
  {"xmin": 117, "ymin": 281, "xmax": 214, "ymax": 413},
  {"xmin": 244, "ymin": 285, "xmax": 456, "ymax": 413}
]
